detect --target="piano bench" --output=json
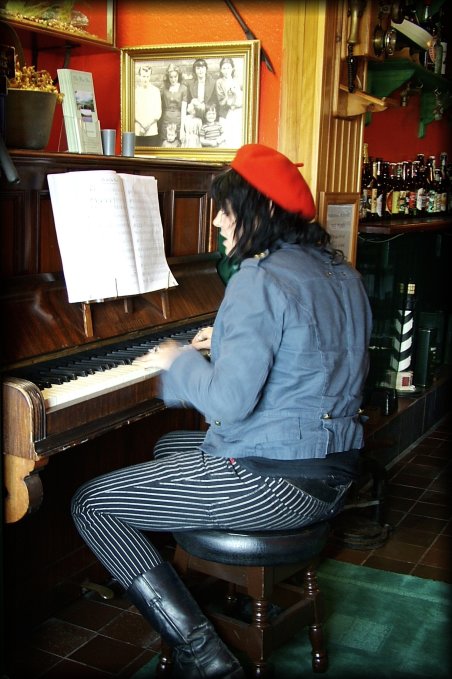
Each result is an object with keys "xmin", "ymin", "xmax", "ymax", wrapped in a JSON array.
[{"xmin": 158, "ymin": 523, "xmax": 330, "ymax": 678}]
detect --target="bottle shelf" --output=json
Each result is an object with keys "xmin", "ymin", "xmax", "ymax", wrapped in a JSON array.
[
  {"xmin": 367, "ymin": 58, "xmax": 451, "ymax": 137},
  {"xmin": 367, "ymin": 58, "xmax": 451, "ymax": 99},
  {"xmin": 359, "ymin": 215, "xmax": 452, "ymax": 235}
]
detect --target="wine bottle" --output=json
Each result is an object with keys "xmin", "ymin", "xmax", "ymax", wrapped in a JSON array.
[
  {"xmin": 359, "ymin": 143, "xmax": 373, "ymax": 221},
  {"xmin": 382, "ymin": 162, "xmax": 394, "ymax": 219},
  {"xmin": 390, "ymin": 163, "xmax": 401, "ymax": 219},
  {"xmin": 398, "ymin": 161, "xmax": 408, "ymax": 218},
  {"xmin": 434, "ymin": 168, "xmax": 446, "ymax": 213},
  {"xmin": 425, "ymin": 156, "xmax": 437, "ymax": 214}
]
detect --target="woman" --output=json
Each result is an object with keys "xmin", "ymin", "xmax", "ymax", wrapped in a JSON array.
[
  {"xmin": 159, "ymin": 63, "xmax": 188, "ymax": 145},
  {"xmin": 72, "ymin": 144, "xmax": 372, "ymax": 679},
  {"xmin": 215, "ymin": 57, "xmax": 243, "ymax": 147}
]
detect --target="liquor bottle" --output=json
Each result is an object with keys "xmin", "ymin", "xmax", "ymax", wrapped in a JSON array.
[
  {"xmin": 390, "ymin": 163, "xmax": 402, "ymax": 219},
  {"xmin": 447, "ymin": 163, "xmax": 452, "ymax": 214},
  {"xmin": 425, "ymin": 156, "xmax": 437, "ymax": 214},
  {"xmin": 370, "ymin": 158, "xmax": 384, "ymax": 220},
  {"xmin": 405, "ymin": 162, "xmax": 417, "ymax": 217},
  {"xmin": 382, "ymin": 162, "xmax": 394, "ymax": 219},
  {"xmin": 398, "ymin": 161, "xmax": 408, "ymax": 218},
  {"xmin": 434, "ymin": 168, "xmax": 446, "ymax": 213},
  {"xmin": 414, "ymin": 161, "xmax": 426, "ymax": 217},
  {"xmin": 439, "ymin": 152, "xmax": 450, "ymax": 214},
  {"xmin": 359, "ymin": 143, "xmax": 373, "ymax": 221},
  {"xmin": 431, "ymin": 4, "xmax": 447, "ymax": 75},
  {"xmin": 437, "ymin": 6, "xmax": 448, "ymax": 76},
  {"xmin": 420, "ymin": 0, "xmax": 436, "ymax": 70}
]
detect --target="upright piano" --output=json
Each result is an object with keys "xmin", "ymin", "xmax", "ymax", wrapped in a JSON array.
[{"xmin": 1, "ymin": 151, "xmax": 227, "ymax": 524}]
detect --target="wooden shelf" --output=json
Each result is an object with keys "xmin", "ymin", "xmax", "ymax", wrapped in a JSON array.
[
  {"xmin": 359, "ymin": 216, "xmax": 452, "ymax": 235},
  {"xmin": 335, "ymin": 85, "xmax": 397, "ymax": 119}
]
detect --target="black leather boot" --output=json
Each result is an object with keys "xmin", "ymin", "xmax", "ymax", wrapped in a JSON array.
[{"xmin": 127, "ymin": 562, "xmax": 245, "ymax": 679}]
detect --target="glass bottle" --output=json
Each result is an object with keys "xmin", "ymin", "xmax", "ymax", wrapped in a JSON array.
[
  {"xmin": 414, "ymin": 161, "xmax": 426, "ymax": 217},
  {"xmin": 420, "ymin": 0, "xmax": 436, "ymax": 70},
  {"xmin": 425, "ymin": 156, "xmax": 437, "ymax": 214},
  {"xmin": 369, "ymin": 158, "xmax": 383, "ymax": 220},
  {"xmin": 374, "ymin": 158, "xmax": 385, "ymax": 220},
  {"xmin": 359, "ymin": 143, "xmax": 373, "ymax": 221},
  {"xmin": 405, "ymin": 162, "xmax": 417, "ymax": 218},
  {"xmin": 381, "ymin": 162, "xmax": 394, "ymax": 219},
  {"xmin": 439, "ymin": 153, "xmax": 450, "ymax": 214},
  {"xmin": 398, "ymin": 162, "xmax": 408, "ymax": 218},
  {"xmin": 390, "ymin": 163, "xmax": 401, "ymax": 219}
]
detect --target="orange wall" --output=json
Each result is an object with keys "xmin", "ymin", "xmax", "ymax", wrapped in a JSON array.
[{"xmin": 39, "ymin": 0, "xmax": 284, "ymax": 152}]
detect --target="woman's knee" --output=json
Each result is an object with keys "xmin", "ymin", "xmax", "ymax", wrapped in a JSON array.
[{"xmin": 71, "ymin": 477, "xmax": 99, "ymax": 518}]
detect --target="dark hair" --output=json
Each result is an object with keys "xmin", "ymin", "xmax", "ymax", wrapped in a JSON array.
[
  {"xmin": 211, "ymin": 169, "xmax": 342, "ymax": 264},
  {"xmin": 219, "ymin": 57, "xmax": 235, "ymax": 76},
  {"xmin": 164, "ymin": 63, "xmax": 183, "ymax": 87},
  {"xmin": 193, "ymin": 59, "xmax": 208, "ymax": 72}
]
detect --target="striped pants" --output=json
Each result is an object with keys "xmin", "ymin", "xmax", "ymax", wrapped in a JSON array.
[{"xmin": 71, "ymin": 431, "xmax": 351, "ymax": 589}]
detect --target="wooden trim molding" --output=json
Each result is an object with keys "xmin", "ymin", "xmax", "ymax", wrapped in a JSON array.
[{"xmin": 280, "ymin": 0, "xmax": 365, "ymax": 234}]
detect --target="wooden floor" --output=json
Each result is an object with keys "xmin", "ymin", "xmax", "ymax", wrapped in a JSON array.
[{"xmin": 3, "ymin": 413, "xmax": 451, "ymax": 679}]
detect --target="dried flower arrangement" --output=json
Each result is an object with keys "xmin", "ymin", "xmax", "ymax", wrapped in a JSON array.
[{"xmin": 8, "ymin": 59, "xmax": 64, "ymax": 103}]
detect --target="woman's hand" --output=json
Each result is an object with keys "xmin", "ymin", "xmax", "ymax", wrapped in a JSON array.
[
  {"xmin": 134, "ymin": 340, "xmax": 185, "ymax": 371},
  {"xmin": 191, "ymin": 326, "xmax": 213, "ymax": 351}
]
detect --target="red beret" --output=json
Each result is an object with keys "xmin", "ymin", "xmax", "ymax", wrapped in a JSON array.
[{"xmin": 230, "ymin": 143, "xmax": 316, "ymax": 221}]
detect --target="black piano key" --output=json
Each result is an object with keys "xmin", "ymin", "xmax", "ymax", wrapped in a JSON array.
[
  {"xmin": 33, "ymin": 372, "xmax": 67, "ymax": 384},
  {"xmin": 101, "ymin": 353, "xmax": 130, "ymax": 365},
  {"xmin": 66, "ymin": 362, "xmax": 95, "ymax": 375},
  {"xmin": 86, "ymin": 358, "xmax": 117, "ymax": 368},
  {"xmin": 77, "ymin": 360, "xmax": 108, "ymax": 372},
  {"xmin": 48, "ymin": 368, "xmax": 79, "ymax": 379},
  {"xmin": 104, "ymin": 351, "xmax": 136, "ymax": 362}
]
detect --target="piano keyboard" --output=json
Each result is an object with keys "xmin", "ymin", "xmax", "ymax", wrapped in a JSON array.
[{"xmin": 17, "ymin": 326, "xmax": 207, "ymax": 412}]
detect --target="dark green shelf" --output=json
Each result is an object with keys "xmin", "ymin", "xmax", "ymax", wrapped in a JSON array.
[
  {"xmin": 367, "ymin": 59, "xmax": 452, "ymax": 138},
  {"xmin": 368, "ymin": 58, "xmax": 451, "ymax": 99}
]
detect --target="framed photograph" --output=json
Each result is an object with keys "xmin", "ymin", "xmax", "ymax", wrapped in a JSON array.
[
  {"xmin": 121, "ymin": 41, "xmax": 260, "ymax": 161},
  {"xmin": 318, "ymin": 192, "xmax": 360, "ymax": 265},
  {"xmin": 0, "ymin": 0, "xmax": 115, "ymax": 46}
]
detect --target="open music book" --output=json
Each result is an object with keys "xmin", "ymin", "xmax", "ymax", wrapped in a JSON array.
[{"xmin": 48, "ymin": 171, "xmax": 178, "ymax": 303}]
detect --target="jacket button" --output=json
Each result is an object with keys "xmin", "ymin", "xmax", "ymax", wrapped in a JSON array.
[
  {"xmin": 322, "ymin": 413, "xmax": 331, "ymax": 419},
  {"xmin": 214, "ymin": 420, "xmax": 221, "ymax": 426}
]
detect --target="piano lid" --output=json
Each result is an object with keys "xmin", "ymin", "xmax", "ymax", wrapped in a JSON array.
[{"xmin": 1, "ymin": 253, "xmax": 225, "ymax": 370}]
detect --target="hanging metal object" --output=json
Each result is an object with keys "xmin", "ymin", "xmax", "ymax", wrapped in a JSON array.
[{"xmin": 224, "ymin": 0, "xmax": 275, "ymax": 73}]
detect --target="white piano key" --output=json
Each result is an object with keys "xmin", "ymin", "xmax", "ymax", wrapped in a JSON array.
[{"xmin": 41, "ymin": 362, "xmax": 162, "ymax": 411}]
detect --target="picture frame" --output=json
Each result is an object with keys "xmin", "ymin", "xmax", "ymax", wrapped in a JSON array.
[
  {"xmin": 121, "ymin": 41, "xmax": 260, "ymax": 161},
  {"xmin": 318, "ymin": 192, "xmax": 360, "ymax": 265},
  {"xmin": 0, "ymin": 0, "xmax": 115, "ymax": 47}
]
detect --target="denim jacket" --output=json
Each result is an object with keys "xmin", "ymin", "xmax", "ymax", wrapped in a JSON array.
[{"xmin": 161, "ymin": 242, "xmax": 372, "ymax": 461}]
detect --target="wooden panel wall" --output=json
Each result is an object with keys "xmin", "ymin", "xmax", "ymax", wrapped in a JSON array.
[{"xmin": 279, "ymin": 0, "xmax": 365, "ymax": 258}]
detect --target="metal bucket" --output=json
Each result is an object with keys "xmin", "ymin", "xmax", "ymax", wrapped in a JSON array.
[{"xmin": 4, "ymin": 89, "xmax": 57, "ymax": 150}]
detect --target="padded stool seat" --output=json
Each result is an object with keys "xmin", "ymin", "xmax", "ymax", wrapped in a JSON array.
[
  {"xmin": 174, "ymin": 522, "xmax": 330, "ymax": 566},
  {"xmin": 158, "ymin": 523, "xmax": 330, "ymax": 678}
]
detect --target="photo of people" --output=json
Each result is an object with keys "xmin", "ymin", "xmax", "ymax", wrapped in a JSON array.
[{"xmin": 132, "ymin": 53, "xmax": 247, "ymax": 151}]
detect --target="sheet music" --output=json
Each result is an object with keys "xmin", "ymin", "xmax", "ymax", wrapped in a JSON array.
[
  {"xmin": 47, "ymin": 170, "xmax": 177, "ymax": 303},
  {"xmin": 118, "ymin": 174, "xmax": 178, "ymax": 292}
]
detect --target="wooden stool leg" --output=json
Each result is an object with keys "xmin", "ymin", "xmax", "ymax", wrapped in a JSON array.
[
  {"xmin": 304, "ymin": 567, "xmax": 328, "ymax": 673},
  {"xmin": 248, "ymin": 598, "xmax": 273, "ymax": 679}
]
